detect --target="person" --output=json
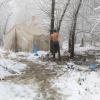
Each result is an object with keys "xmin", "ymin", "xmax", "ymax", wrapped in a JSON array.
[{"xmin": 50, "ymin": 29, "xmax": 61, "ymax": 60}]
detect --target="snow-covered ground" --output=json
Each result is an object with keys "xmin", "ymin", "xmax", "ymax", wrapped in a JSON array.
[
  {"xmin": 62, "ymin": 42, "xmax": 100, "ymax": 55},
  {"xmin": 0, "ymin": 58, "xmax": 27, "ymax": 78},
  {"xmin": 0, "ymin": 64, "xmax": 100, "ymax": 100},
  {"xmin": 0, "ymin": 82, "xmax": 39, "ymax": 100},
  {"xmin": 51, "ymin": 66, "xmax": 100, "ymax": 100},
  {"xmin": 0, "ymin": 48, "xmax": 41, "ymax": 100},
  {"xmin": 0, "ymin": 45, "xmax": 100, "ymax": 100}
]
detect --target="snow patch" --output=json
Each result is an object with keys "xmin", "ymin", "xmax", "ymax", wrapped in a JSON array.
[
  {"xmin": 0, "ymin": 82, "xmax": 39, "ymax": 100},
  {"xmin": 0, "ymin": 59, "xmax": 26, "ymax": 79},
  {"xmin": 51, "ymin": 67, "xmax": 100, "ymax": 100}
]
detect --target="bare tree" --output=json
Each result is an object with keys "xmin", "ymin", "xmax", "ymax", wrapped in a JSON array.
[
  {"xmin": 50, "ymin": 0, "xmax": 55, "ymax": 34},
  {"xmin": 68, "ymin": 0, "xmax": 82, "ymax": 58},
  {"xmin": 0, "ymin": 0, "xmax": 12, "ymax": 46},
  {"xmin": 57, "ymin": 0, "xmax": 70, "ymax": 32},
  {"xmin": 14, "ymin": 29, "xmax": 18, "ymax": 52},
  {"xmin": 38, "ymin": 0, "xmax": 71, "ymax": 60},
  {"xmin": 38, "ymin": 0, "xmax": 70, "ymax": 31},
  {"xmin": 3, "ymin": 13, "xmax": 12, "ymax": 35}
]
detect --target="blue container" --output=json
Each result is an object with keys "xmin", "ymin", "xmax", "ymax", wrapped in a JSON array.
[
  {"xmin": 32, "ymin": 43, "xmax": 39, "ymax": 52},
  {"xmin": 90, "ymin": 63, "xmax": 97, "ymax": 70},
  {"xmin": 32, "ymin": 43, "xmax": 39, "ymax": 56}
]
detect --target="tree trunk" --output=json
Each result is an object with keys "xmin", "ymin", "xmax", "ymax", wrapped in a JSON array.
[
  {"xmin": 68, "ymin": 0, "xmax": 82, "ymax": 58},
  {"xmin": 80, "ymin": 38, "xmax": 84, "ymax": 47},
  {"xmin": 50, "ymin": 0, "xmax": 55, "ymax": 59},
  {"xmin": 68, "ymin": 22, "xmax": 76, "ymax": 58},
  {"xmin": 56, "ymin": 0, "xmax": 70, "ymax": 60},
  {"xmin": 57, "ymin": 0, "xmax": 70, "ymax": 32},
  {"xmin": 2, "ymin": 13, "xmax": 12, "ymax": 46},
  {"xmin": 50, "ymin": 0, "xmax": 55, "ymax": 34},
  {"xmin": 14, "ymin": 29, "xmax": 18, "ymax": 52}
]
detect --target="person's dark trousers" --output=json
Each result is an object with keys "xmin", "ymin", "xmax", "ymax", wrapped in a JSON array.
[
  {"xmin": 52, "ymin": 41, "xmax": 56, "ymax": 60},
  {"xmin": 50, "ymin": 40, "xmax": 55, "ymax": 60},
  {"xmin": 53, "ymin": 41, "xmax": 61, "ymax": 60},
  {"xmin": 53, "ymin": 52, "xmax": 55, "ymax": 60},
  {"xmin": 57, "ymin": 42, "xmax": 61, "ymax": 60}
]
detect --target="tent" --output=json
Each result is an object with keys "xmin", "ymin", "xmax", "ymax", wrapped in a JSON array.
[{"xmin": 4, "ymin": 21, "xmax": 50, "ymax": 52}]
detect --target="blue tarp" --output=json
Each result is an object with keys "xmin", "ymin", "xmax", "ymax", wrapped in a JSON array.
[
  {"xmin": 90, "ymin": 63, "xmax": 98, "ymax": 71},
  {"xmin": 32, "ymin": 43, "xmax": 39, "ymax": 56}
]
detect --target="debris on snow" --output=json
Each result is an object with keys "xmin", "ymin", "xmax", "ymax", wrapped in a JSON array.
[{"xmin": 0, "ymin": 59, "xmax": 26, "ymax": 79}]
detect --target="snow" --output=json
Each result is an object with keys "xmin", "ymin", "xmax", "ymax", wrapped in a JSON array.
[
  {"xmin": 62, "ymin": 41, "xmax": 100, "ymax": 55},
  {"xmin": 37, "ymin": 51, "xmax": 48, "ymax": 57},
  {"xmin": 7, "ymin": 51, "xmax": 48, "ymax": 61},
  {"xmin": 0, "ymin": 59, "xmax": 26, "ymax": 79},
  {"xmin": 0, "ymin": 82, "xmax": 39, "ymax": 100},
  {"xmin": 0, "ymin": 46, "xmax": 100, "ymax": 100},
  {"xmin": 51, "ymin": 64, "xmax": 100, "ymax": 100},
  {"xmin": 0, "ymin": 49, "xmax": 42, "ymax": 100},
  {"xmin": 2, "ymin": 61, "xmax": 100, "ymax": 100},
  {"xmin": 27, "ymin": 53, "xmax": 39, "ymax": 60}
]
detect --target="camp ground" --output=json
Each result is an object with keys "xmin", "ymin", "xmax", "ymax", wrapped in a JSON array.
[{"xmin": 0, "ymin": 0, "xmax": 100, "ymax": 100}]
